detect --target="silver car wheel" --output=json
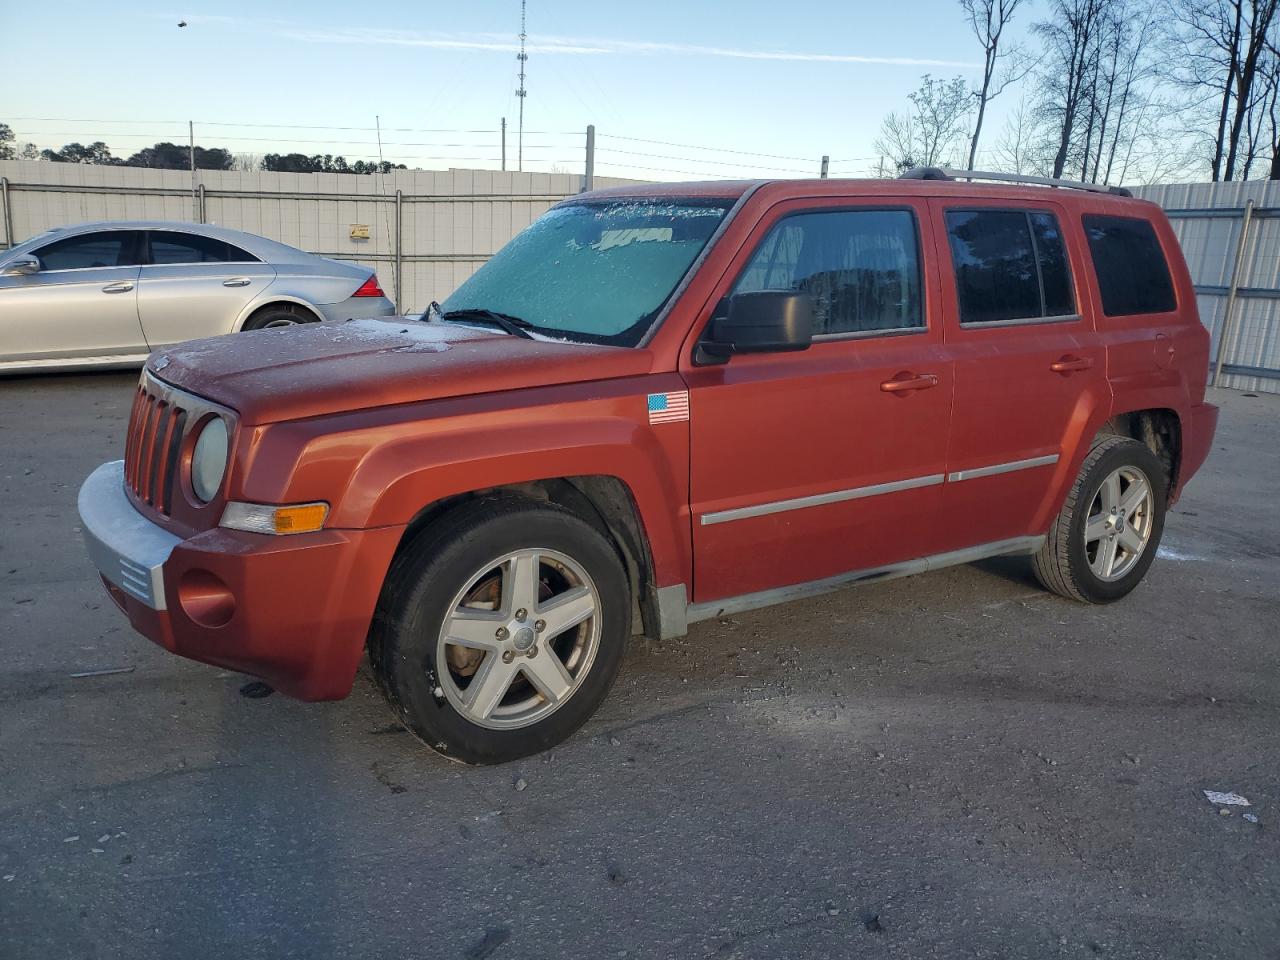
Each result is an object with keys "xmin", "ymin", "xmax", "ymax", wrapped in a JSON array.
[
  {"xmin": 1084, "ymin": 465, "xmax": 1154, "ymax": 581},
  {"xmin": 435, "ymin": 548, "xmax": 602, "ymax": 730},
  {"xmin": 261, "ymin": 318, "xmax": 299, "ymax": 328}
]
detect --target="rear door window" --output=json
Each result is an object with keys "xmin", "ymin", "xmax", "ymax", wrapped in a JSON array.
[
  {"xmin": 733, "ymin": 208, "xmax": 924, "ymax": 336},
  {"xmin": 945, "ymin": 209, "xmax": 1077, "ymax": 324},
  {"xmin": 147, "ymin": 232, "xmax": 259, "ymax": 265},
  {"xmin": 33, "ymin": 231, "xmax": 143, "ymax": 271},
  {"xmin": 1082, "ymin": 215, "xmax": 1176, "ymax": 316}
]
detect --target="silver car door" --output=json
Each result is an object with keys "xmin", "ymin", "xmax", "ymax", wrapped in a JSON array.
[
  {"xmin": 0, "ymin": 230, "xmax": 146, "ymax": 364},
  {"xmin": 136, "ymin": 230, "xmax": 277, "ymax": 349}
]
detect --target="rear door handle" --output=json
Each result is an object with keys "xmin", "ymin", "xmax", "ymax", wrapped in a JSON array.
[
  {"xmin": 101, "ymin": 281, "xmax": 134, "ymax": 294},
  {"xmin": 222, "ymin": 277, "xmax": 252, "ymax": 288},
  {"xmin": 1049, "ymin": 355, "xmax": 1093, "ymax": 374},
  {"xmin": 880, "ymin": 373, "xmax": 940, "ymax": 393}
]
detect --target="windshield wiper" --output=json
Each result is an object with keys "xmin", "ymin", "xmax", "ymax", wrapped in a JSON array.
[{"xmin": 439, "ymin": 307, "xmax": 537, "ymax": 340}]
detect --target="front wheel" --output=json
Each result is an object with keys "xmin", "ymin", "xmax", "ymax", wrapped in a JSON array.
[
  {"xmin": 368, "ymin": 496, "xmax": 630, "ymax": 764},
  {"xmin": 1033, "ymin": 436, "xmax": 1168, "ymax": 603}
]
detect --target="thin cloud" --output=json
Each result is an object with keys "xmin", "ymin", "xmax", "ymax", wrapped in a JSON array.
[{"xmin": 288, "ymin": 27, "xmax": 977, "ymax": 69}]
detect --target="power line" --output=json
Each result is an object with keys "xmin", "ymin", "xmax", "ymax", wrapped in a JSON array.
[
  {"xmin": 597, "ymin": 133, "xmax": 819, "ymax": 163},
  {"xmin": 597, "ymin": 146, "xmax": 814, "ymax": 174}
]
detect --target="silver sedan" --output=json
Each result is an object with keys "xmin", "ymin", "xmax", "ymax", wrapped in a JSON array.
[{"xmin": 0, "ymin": 220, "xmax": 395, "ymax": 373}]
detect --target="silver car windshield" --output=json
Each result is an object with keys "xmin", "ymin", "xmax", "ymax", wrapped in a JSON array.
[{"xmin": 440, "ymin": 199, "xmax": 732, "ymax": 346}]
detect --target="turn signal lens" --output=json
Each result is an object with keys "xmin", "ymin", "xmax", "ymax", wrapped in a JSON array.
[{"xmin": 220, "ymin": 501, "xmax": 329, "ymax": 535}]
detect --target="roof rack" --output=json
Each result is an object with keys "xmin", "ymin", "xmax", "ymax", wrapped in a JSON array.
[{"xmin": 898, "ymin": 166, "xmax": 1132, "ymax": 198}]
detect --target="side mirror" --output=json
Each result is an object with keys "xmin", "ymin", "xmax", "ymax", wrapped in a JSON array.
[
  {"xmin": 1, "ymin": 256, "xmax": 41, "ymax": 277},
  {"xmin": 697, "ymin": 290, "xmax": 813, "ymax": 363}
]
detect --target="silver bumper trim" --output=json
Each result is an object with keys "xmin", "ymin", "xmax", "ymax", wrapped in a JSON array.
[{"xmin": 78, "ymin": 461, "xmax": 181, "ymax": 610}]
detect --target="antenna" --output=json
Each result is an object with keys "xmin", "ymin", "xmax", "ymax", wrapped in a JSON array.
[{"xmin": 516, "ymin": 0, "xmax": 528, "ymax": 172}]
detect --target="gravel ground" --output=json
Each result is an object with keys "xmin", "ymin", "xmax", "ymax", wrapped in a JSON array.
[{"xmin": 1, "ymin": 374, "xmax": 1277, "ymax": 960}]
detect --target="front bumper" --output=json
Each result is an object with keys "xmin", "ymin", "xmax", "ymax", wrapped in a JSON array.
[
  {"xmin": 77, "ymin": 461, "xmax": 404, "ymax": 700},
  {"xmin": 79, "ymin": 462, "xmax": 181, "ymax": 609}
]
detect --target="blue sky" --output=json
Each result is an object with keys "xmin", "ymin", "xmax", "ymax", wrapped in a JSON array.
[{"xmin": 0, "ymin": 0, "xmax": 1034, "ymax": 179}]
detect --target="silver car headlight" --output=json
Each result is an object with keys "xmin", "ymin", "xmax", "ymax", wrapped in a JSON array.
[{"xmin": 190, "ymin": 416, "xmax": 229, "ymax": 503}]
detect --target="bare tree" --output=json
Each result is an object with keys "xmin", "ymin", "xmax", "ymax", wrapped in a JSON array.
[
  {"xmin": 875, "ymin": 75, "xmax": 974, "ymax": 171},
  {"xmin": 1034, "ymin": 0, "xmax": 1109, "ymax": 179},
  {"xmin": 993, "ymin": 96, "xmax": 1053, "ymax": 173},
  {"xmin": 961, "ymin": 0, "xmax": 1035, "ymax": 168},
  {"xmin": 1168, "ymin": 0, "xmax": 1280, "ymax": 179}
]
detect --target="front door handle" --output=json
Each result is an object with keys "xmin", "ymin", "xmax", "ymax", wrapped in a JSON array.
[
  {"xmin": 222, "ymin": 277, "xmax": 252, "ymax": 287},
  {"xmin": 101, "ymin": 281, "xmax": 134, "ymax": 294},
  {"xmin": 880, "ymin": 373, "xmax": 940, "ymax": 393},
  {"xmin": 1049, "ymin": 354, "xmax": 1093, "ymax": 374}
]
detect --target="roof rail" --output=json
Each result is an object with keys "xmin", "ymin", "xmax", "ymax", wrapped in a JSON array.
[{"xmin": 898, "ymin": 166, "xmax": 1133, "ymax": 198}]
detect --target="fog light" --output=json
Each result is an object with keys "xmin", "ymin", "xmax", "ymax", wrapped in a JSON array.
[{"xmin": 220, "ymin": 501, "xmax": 329, "ymax": 535}]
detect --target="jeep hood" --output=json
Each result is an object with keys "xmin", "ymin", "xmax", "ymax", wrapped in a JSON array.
[{"xmin": 148, "ymin": 318, "xmax": 653, "ymax": 424}]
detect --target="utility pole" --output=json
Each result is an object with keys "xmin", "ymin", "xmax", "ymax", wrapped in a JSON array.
[
  {"xmin": 820, "ymin": 155, "xmax": 829, "ymax": 179},
  {"xmin": 189, "ymin": 121, "xmax": 197, "ymax": 220},
  {"xmin": 501, "ymin": 117, "xmax": 507, "ymax": 172},
  {"xmin": 516, "ymin": 0, "xmax": 527, "ymax": 172},
  {"xmin": 583, "ymin": 124, "xmax": 595, "ymax": 192}
]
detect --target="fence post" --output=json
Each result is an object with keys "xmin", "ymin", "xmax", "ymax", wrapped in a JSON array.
[
  {"xmin": 1214, "ymin": 197, "xmax": 1255, "ymax": 387},
  {"xmin": 394, "ymin": 188, "xmax": 403, "ymax": 315},
  {"xmin": 583, "ymin": 125, "xmax": 595, "ymax": 193},
  {"xmin": 820, "ymin": 156, "xmax": 829, "ymax": 179},
  {"xmin": 197, "ymin": 183, "xmax": 206, "ymax": 224},
  {"xmin": 501, "ymin": 117, "xmax": 507, "ymax": 172},
  {"xmin": 0, "ymin": 177, "xmax": 11, "ymax": 250}
]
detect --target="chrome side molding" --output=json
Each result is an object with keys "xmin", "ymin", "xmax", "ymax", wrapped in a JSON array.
[
  {"xmin": 947, "ymin": 453, "xmax": 1059, "ymax": 483},
  {"xmin": 699, "ymin": 473, "xmax": 945, "ymax": 526}
]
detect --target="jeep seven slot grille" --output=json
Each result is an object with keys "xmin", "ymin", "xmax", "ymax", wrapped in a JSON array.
[{"xmin": 123, "ymin": 383, "xmax": 187, "ymax": 516}]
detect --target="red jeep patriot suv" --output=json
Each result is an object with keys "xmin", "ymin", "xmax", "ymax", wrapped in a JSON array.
[{"xmin": 79, "ymin": 168, "xmax": 1218, "ymax": 764}]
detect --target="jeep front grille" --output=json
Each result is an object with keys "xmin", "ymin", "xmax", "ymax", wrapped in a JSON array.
[{"xmin": 123, "ymin": 381, "xmax": 187, "ymax": 516}]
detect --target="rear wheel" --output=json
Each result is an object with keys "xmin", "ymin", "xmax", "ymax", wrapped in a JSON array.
[
  {"xmin": 1033, "ymin": 436, "xmax": 1168, "ymax": 603},
  {"xmin": 368, "ymin": 496, "xmax": 630, "ymax": 764},
  {"xmin": 241, "ymin": 302, "xmax": 317, "ymax": 330}
]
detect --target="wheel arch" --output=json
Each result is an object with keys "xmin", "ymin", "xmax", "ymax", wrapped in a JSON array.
[
  {"xmin": 234, "ymin": 297, "xmax": 323, "ymax": 332},
  {"xmin": 387, "ymin": 475, "xmax": 668, "ymax": 642},
  {"xmin": 1093, "ymin": 406, "xmax": 1182, "ymax": 501}
]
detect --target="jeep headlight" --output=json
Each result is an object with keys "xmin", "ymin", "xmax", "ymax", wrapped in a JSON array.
[{"xmin": 190, "ymin": 416, "xmax": 229, "ymax": 503}]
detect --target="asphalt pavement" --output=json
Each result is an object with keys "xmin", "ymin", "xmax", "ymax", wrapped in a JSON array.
[{"xmin": 1, "ymin": 373, "xmax": 1277, "ymax": 959}]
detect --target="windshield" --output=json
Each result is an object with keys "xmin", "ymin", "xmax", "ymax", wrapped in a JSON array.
[{"xmin": 440, "ymin": 199, "xmax": 732, "ymax": 346}]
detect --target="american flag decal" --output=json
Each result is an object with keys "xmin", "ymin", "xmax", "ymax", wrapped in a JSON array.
[{"xmin": 647, "ymin": 390, "xmax": 690, "ymax": 424}]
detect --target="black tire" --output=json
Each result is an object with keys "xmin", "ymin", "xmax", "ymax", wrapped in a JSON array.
[
  {"xmin": 368, "ymin": 496, "xmax": 630, "ymax": 764},
  {"xmin": 1033, "ymin": 435, "xmax": 1168, "ymax": 603},
  {"xmin": 241, "ymin": 302, "xmax": 317, "ymax": 331}
]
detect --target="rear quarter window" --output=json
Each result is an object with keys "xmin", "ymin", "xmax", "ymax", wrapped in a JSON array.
[{"xmin": 1082, "ymin": 214, "xmax": 1176, "ymax": 316}]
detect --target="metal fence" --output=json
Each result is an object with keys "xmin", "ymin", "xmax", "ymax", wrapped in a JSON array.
[
  {"xmin": 1134, "ymin": 181, "xmax": 1280, "ymax": 394},
  {"xmin": 2, "ymin": 161, "xmax": 1277, "ymax": 393},
  {"xmin": 0, "ymin": 157, "xmax": 636, "ymax": 316}
]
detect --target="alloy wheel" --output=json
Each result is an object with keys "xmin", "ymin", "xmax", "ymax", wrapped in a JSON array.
[
  {"xmin": 434, "ymin": 549, "xmax": 602, "ymax": 730},
  {"xmin": 1084, "ymin": 465, "xmax": 1155, "ymax": 581}
]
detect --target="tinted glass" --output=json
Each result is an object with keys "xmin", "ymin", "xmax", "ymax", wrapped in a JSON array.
[
  {"xmin": 946, "ymin": 210, "xmax": 1041, "ymax": 323},
  {"xmin": 733, "ymin": 209, "xmax": 922, "ymax": 335},
  {"xmin": 442, "ymin": 200, "xmax": 730, "ymax": 346},
  {"xmin": 34, "ymin": 231, "xmax": 138, "ymax": 271},
  {"xmin": 1083, "ymin": 214, "xmax": 1176, "ymax": 316},
  {"xmin": 1030, "ymin": 212, "xmax": 1075, "ymax": 316},
  {"xmin": 149, "ymin": 232, "xmax": 257, "ymax": 264}
]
